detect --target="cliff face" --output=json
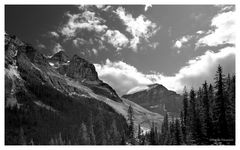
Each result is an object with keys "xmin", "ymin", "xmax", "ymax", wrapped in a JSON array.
[
  {"xmin": 5, "ymin": 33, "xmax": 163, "ymax": 145},
  {"xmin": 122, "ymin": 84, "xmax": 182, "ymax": 116}
]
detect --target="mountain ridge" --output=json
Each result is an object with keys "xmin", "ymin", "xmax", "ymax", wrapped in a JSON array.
[
  {"xmin": 122, "ymin": 83, "xmax": 182, "ymax": 116},
  {"xmin": 5, "ymin": 33, "xmax": 163, "ymax": 144}
]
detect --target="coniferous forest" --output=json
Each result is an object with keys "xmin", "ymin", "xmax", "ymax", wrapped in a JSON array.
[
  {"xmin": 130, "ymin": 65, "xmax": 235, "ymax": 145},
  {"xmin": 6, "ymin": 63, "xmax": 235, "ymax": 145}
]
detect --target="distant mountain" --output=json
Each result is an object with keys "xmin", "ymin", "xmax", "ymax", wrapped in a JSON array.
[
  {"xmin": 5, "ymin": 33, "xmax": 163, "ymax": 145},
  {"xmin": 122, "ymin": 84, "xmax": 182, "ymax": 116}
]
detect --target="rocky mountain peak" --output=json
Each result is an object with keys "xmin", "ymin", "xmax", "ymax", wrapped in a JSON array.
[
  {"xmin": 66, "ymin": 54, "xmax": 99, "ymax": 82},
  {"xmin": 122, "ymin": 83, "xmax": 182, "ymax": 116},
  {"xmin": 148, "ymin": 83, "xmax": 168, "ymax": 91},
  {"xmin": 50, "ymin": 51, "xmax": 69, "ymax": 64}
]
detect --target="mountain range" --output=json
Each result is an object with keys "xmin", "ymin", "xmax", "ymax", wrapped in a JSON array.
[{"xmin": 5, "ymin": 33, "xmax": 166, "ymax": 144}]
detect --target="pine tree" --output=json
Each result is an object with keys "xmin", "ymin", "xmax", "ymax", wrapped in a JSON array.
[
  {"xmin": 18, "ymin": 127, "xmax": 26, "ymax": 145},
  {"xmin": 88, "ymin": 113, "xmax": 96, "ymax": 145},
  {"xmin": 225, "ymin": 74, "xmax": 235, "ymax": 142},
  {"xmin": 79, "ymin": 123, "xmax": 90, "ymax": 145},
  {"xmin": 110, "ymin": 120, "xmax": 120, "ymax": 144},
  {"xmin": 201, "ymin": 81, "xmax": 212, "ymax": 143},
  {"xmin": 161, "ymin": 113, "xmax": 169, "ymax": 144},
  {"xmin": 182, "ymin": 87, "xmax": 188, "ymax": 143},
  {"xmin": 137, "ymin": 124, "xmax": 142, "ymax": 144},
  {"xmin": 149, "ymin": 122, "xmax": 157, "ymax": 145},
  {"xmin": 189, "ymin": 88, "xmax": 197, "ymax": 144},
  {"xmin": 120, "ymin": 133, "xmax": 126, "ymax": 145},
  {"xmin": 127, "ymin": 105, "xmax": 135, "ymax": 144},
  {"xmin": 214, "ymin": 65, "xmax": 228, "ymax": 139},
  {"xmin": 169, "ymin": 120, "xmax": 175, "ymax": 144},
  {"xmin": 96, "ymin": 110, "xmax": 107, "ymax": 145},
  {"xmin": 208, "ymin": 83, "xmax": 214, "ymax": 137},
  {"xmin": 174, "ymin": 119, "xmax": 183, "ymax": 145}
]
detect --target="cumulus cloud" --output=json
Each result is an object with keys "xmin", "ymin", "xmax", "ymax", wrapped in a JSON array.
[
  {"xmin": 52, "ymin": 43, "xmax": 64, "ymax": 54},
  {"xmin": 73, "ymin": 38, "xmax": 89, "ymax": 47},
  {"xmin": 173, "ymin": 35, "xmax": 193, "ymax": 49},
  {"xmin": 196, "ymin": 30, "xmax": 204, "ymax": 34},
  {"xmin": 60, "ymin": 10, "xmax": 107, "ymax": 39},
  {"xmin": 49, "ymin": 31, "xmax": 59, "ymax": 38},
  {"xmin": 149, "ymin": 42, "xmax": 159, "ymax": 49},
  {"xmin": 115, "ymin": 7, "xmax": 160, "ymax": 51},
  {"xmin": 144, "ymin": 4, "xmax": 152, "ymax": 12},
  {"xmin": 103, "ymin": 30, "xmax": 129, "ymax": 50},
  {"xmin": 95, "ymin": 47, "xmax": 235, "ymax": 95},
  {"xmin": 94, "ymin": 59, "xmax": 153, "ymax": 95},
  {"xmin": 92, "ymin": 48, "xmax": 98, "ymax": 55},
  {"xmin": 196, "ymin": 10, "xmax": 235, "ymax": 47}
]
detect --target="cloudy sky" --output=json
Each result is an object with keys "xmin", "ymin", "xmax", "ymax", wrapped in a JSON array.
[{"xmin": 5, "ymin": 5, "xmax": 236, "ymax": 95}]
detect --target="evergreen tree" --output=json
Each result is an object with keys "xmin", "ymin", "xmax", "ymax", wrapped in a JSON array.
[
  {"xmin": 96, "ymin": 110, "xmax": 107, "ymax": 145},
  {"xmin": 137, "ymin": 124, "xmax": 143, "ymax": 144},
  {"xmin": 18, "ymin": 127, "xmax": 26, "ymax": 145},
  {"xmin": 161, "ymin": 113, "xmax": 169, "ymax": 144},
  {"xmin": 127, "ymin": 105, "xmax": 135, "ymax": 144},
  {"xmin": 201, "ymin": 81, "xmax": 212, "ymax": 143},
  {"xmin": 88, "ymin": 113, "xmax": 96, "ymax": 145},
  {"xmin": 189, "ymin": 88, "xmax": 197, "ymax": 143},
  {"xmin": 149, "ymin": 122, "xmax": 157, "ymax": 145},
  {"xmin": 225, "ymin": 74, "xmax": 235, "ymax": 143},
  {"xmin": 120, "ymin": 133, "xmax": 126, "ymax": 145},
  {"xmin": 169, "ymin": 120, "xmax": 175, "ymax": 144},
  {"xmin": 182, "ymin": 87, "xmax": 188, "ymax": 143},
  {"xmin": 214, "ymin": 65, "xmax": 228, "ymax": 139},
  {"xmin": 110, "ymin": 120, "xmax": 120, "ymax": 144},
  {"xmin": 79, "ymin": 123, "xmax": 90, "ymax": 145},
  {"xmin": 208, "ymin": 83, "xmax": 214, "ymax": 134},
  {"xmin": 174, "ymin": 119, "xmax": 183, "ymax": 145}
]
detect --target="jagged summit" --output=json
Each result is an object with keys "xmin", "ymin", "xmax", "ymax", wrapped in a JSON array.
[
  {"xmin": 50, "ymin": 51, "xmax": 69, "ymax": 64},
  {"xmin": 122, "ymin": 83, "xmax": 182, "ymax": 116},
  {"xmin": 66, "ymin": 54, "xmax": 99, "ymax": 82},
  {"xmin": 5, "ymin": 34, "xmax": 163, "ymax": 144}
]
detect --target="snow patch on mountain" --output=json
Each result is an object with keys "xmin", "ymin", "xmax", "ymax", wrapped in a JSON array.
[{"xmin": 127, "ymin": 85, "xmax": 150, "ymax": 94}]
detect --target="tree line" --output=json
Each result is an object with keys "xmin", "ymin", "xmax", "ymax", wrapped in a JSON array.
[{"xmin": 127, "ymin": 65, "xmax": 235, "ymax": 145}]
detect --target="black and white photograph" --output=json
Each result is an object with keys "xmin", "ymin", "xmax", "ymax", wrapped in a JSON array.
[{"xmin": 3, "ymin": 1, "xmax": 237, "ymax": 146}]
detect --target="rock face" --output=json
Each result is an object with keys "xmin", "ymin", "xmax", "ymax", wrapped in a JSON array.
[
  {"xmin": 66, "ymin": 55, "xmax": 99, "ymax": 82},
  {"xmin": 49, "ymin": 50, "xmax": 69, "ymax": 64},
  {"xmin": 122, "ymin": 84, "xmax": 182, "ymax": 116},
  {"xmin": 5, "ymin": 33, "xmax": 163, "ymax": 145}
]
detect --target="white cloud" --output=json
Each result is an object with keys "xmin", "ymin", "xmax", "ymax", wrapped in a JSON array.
[
  {"xmin": 73, "ymin": 38, "xmax": 88, "ymax": 47},
  {"xmin": 127, "ymin": 85, "xmax": 150, "ymax": 94},
  {"xmin": 173, "ymin": 35, "xmax": 192, "ymax": 49},
  {"xmin": 149, "ymin": 42, "xmax": 159, "ymax": 49},
  {"xmin": 196, "ymin": 10, "xmax": 235, "ymax": 47},
  {"xmin": 95, "ymin": 47, "xmax": 235, "ymax": 95},
  {"xmin": 94, "ymin": 59, "xmax": 153, "ymax": 95},
  {"xmin": 196, "ymin": 30, "xmax": 204, "ymax": 34},
  {"xmin": 174, "ymin": 41, "xmax": 182, "ymax": 49},
  {"xmin": 52, "ymin": 43, "xmax": 64, "ymax": 54},
  {"xmin": 115, "ymin": 7, "xmax": 160, "ymax": 51},
  {"xmin": 96, "ymin": 5, "xmax": 105, "ymax": 9},
  {"xmin": 104, "ymin": 30, "xmax": 129, "ymax": 50},
  {"xmin": 144, "ymin": 4, "xmax": 152, "ymax": 12},
  {"xmin": 92, "ymin": 48, "xmax": 98, "ymax": 55},
  {"xmin": 60, "ymin": 10, "xmax": 107, "ymax": 39},
  {"xmin": 49, "ymin": 31, "xmax": 59, "ymax": 38}
]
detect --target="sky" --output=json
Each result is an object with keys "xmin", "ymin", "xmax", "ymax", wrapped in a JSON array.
[{"xmin": 5, "ymin": 5, "xmax": 236, "ymax": 95}]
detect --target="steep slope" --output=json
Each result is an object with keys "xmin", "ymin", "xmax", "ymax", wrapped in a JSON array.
[
  {"xmin": 5, "ymin": 33, "xmax": 163, "ymax": 145},
  {"xmin": 122, "ymin": 84, "xmax": 182, "ymax": 116}
]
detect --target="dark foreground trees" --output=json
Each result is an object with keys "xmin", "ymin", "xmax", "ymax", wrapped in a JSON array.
[{"xmin": 158, "ymin": 65, "xmax": 235, "ymax": 145}]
